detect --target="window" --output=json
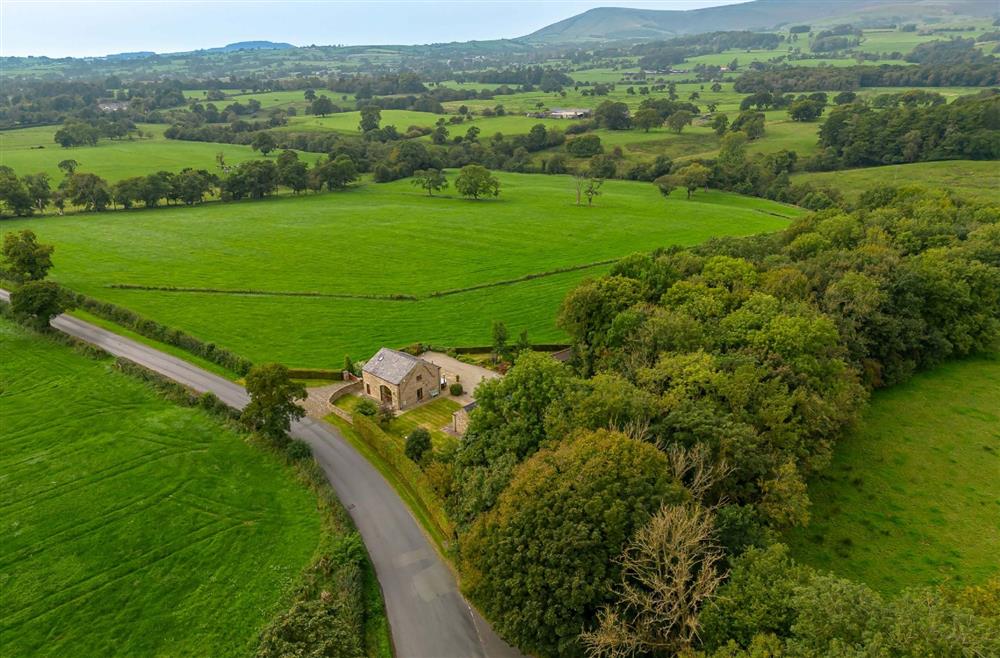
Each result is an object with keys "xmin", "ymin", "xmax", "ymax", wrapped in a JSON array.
[
  {"xmin": 416, "ymin": 388, "xmax": 423, "ymax": 401},
  {"xmin": 416, "ymin": 374, "xmax": 423, "ymax": 382},
  {"xmin": 366, "ymin": 384, "xmax": 371, "ymax": 394}
]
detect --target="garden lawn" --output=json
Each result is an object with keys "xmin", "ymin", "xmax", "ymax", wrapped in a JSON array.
[
  {"xmin": 387, "ymin": 397, "xmax": 461, "ymax": 450},
  {"xmin": 336, "ymin": 395, "xmax": 460, "ymax": 450},
  {"xmin": 792, "ymin": 160, "xmax": 1000, "ymax": 205},
  {"xmin": 0, "ymin": 316, "xmax": 323, "ymax": 657},
  {"xmin": 1, "ymin": 172, "xmax": 799, "ymax": 366},
  {"xmin": 786, "ymin": 352, "xmax": 1000, "ymax": 594},
  {"xmin": 0, "ymin": 124, "xmax": 270, "ymax": 182}
]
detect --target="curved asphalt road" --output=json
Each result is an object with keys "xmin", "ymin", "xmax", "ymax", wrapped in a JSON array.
[{"xmin": 0, "ymin": 289, "xmax": 521, "ymax": 658}]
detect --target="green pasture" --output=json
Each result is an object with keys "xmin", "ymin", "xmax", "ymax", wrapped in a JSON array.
[
  {"xmin": 786, "ymin": 352, "xmax": 1000, "ymax": 594},
  {"xmin": 0, "ymin": 316, "xmax": 323, "ymax": 656},
  {"xmin": 792, "ymin": 160, "xmax": 1000, "ymax": 205},
  {"xmin": 0, "ymin": 123, "xmax": 267, "ymax": 182},
  {"xmin": 1, "ymin": 172, "xmax": 798, "ymax": 366},
  {"xmin": 275, "ymin": 109, "xmax": 442, "ymax": 134}
]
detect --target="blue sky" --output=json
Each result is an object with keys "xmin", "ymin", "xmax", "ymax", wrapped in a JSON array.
[{"xmin": 1, "ymin": 0, "xmax": 746, "ymax": 57}]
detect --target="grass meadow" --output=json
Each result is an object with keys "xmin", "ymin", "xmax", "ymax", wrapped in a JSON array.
[
  {"xmin": 0, "ymin": 124, "xmax": 269, "ymax": 182},
  {"xmin": 0, "ymin": 316, "xmax": 324, "ymax": 656},
  {"xmin": 792, "ymin": 160, "xmax": 1000, "ymax": 205},
  {"xmin": 786, "ymin": 352, "xmax": 1000, "ymax": 594},
  {"xmin": 0, "ymin": 172, "xmax": 798, "ymax": 366}
]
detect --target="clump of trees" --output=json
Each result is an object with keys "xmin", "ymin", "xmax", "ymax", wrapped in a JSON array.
[
  {"xmin": 815, "ymin": 90, "xmax": 1000, "ymax": 167},
  {"xmin": 0, "ymin": 149, "xmax": 361, "ymax": 218},
  {"xmin": 442, "ymin": 191, "xmax": 1000, "ymax": 657},
  {"xmin": 3, "ymin": 230, "xmax": 74, "ymax": 328}
]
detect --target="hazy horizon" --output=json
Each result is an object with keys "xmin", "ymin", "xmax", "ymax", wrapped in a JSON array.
[{"xmin": 1, "ymin": 0, "xmax": 747, "ymax": 58}]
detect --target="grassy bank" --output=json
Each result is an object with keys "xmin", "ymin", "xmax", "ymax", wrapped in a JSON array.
[{"xmin": 786, "ymin": 351, "xmax": 1000, "ymax": 594}]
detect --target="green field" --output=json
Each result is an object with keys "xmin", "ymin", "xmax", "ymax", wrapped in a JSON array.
[
  {"xmin": 786, "ymin": 352, "xmax": 1000, "ymax": 594},
  {"xmin": 0, "ymin": 124, "xmax": 270, "ymax": 182},
  {"xmin": 0, "ymin": 316, "xmax": 324, "ymax": 656},
  {"xmin": 792, "ymin": 160, "xmax": 1000, "ymax": 205},
  {"xmin": 0, "ymin": 172, "xmax": 798, "ymax": 367}
]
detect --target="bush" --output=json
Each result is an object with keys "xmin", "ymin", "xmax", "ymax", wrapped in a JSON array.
[
  {"xmin": 256, "ymin": 561, "xmax": 365, "ymax": 658},
  {"xmin": 285, "ymin": 439, "xmax": 313, "ymax": 461},
  {"xmin": 377, "ymin": 403, "xmax": 395, "ymax": 427},
  {"xmin": 405, "ymin": 427, "xmax": 432, "ymax": 463},
  {"xmin": 355, "ymin": 398, "xmax": 378, "ymax": 417},
  {"xmin": 449, "ymin": 382, "xmax": 464, "ymax": 396},
  {"xmin": 565, "ymin": 134, "xmax": 603, "ymax": 157}
]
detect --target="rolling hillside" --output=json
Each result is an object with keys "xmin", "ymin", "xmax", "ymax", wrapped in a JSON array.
[{"xmin": 521, "ymin": 0, "xmax": 997, "ymax": 43}]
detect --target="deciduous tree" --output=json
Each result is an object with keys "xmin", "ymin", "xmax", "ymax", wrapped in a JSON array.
[
  {"xmin": 2, "ymin": 230, "xmax": 54, "ymax": 281},
  {"xmin": 411, "ymin": 169, "xmax": 448, "ymax": 196},
  {"xmin": 241, "ymin": 363, "xmax": 306, "ymax": 441},
  {"xmin": 462, "ymin": 430, "xmax": 685, "ymax": 657},
  {"xmin": 455, "ymin": 164, "xmax": 500, "ymax": 200}
]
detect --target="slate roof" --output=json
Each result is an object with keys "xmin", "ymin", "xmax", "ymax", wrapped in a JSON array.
[{"xmin": 362, "ymin": 348, "xmax": 422, "ymax": 385}]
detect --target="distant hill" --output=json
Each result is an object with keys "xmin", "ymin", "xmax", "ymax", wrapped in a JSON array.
[
  {"xmin": 201, "ymin": 40, "xmax": 295, "ymax": 53},
  {"xmin": 521, "ymin": 0, "xmax": 997, "ymax": 43},
  {"xmin": 104, "ymin": 51, "xmax": 156, "ymax": 61}
]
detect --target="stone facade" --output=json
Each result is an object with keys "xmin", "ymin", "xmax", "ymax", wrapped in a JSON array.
[
  {"xmin": 362, "ymin": 348, "xmax": 442, "ymax": 412},
  {"xmin": 451, "ymin": 401, "xmax": 477, "ymax": 435}
]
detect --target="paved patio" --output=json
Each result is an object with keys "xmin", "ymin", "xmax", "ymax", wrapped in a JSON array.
[{"xmin": 419, "ymin": 351, "xmax": 501, "ymax": 404}]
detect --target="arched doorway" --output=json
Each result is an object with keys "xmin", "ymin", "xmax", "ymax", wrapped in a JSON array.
[{"xmin": 379, "ymin": 384, "xmax": 393, "ymax": 406}]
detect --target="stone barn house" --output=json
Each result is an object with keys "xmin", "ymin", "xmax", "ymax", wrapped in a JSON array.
[{"xmin": 362, "ymin": 348, "xmax": 442, "ymax": 412}]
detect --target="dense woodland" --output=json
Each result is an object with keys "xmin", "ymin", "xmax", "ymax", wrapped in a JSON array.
[{"xmin": 447, "ymin": 189, "xmax": 1000, "ymax": 656}]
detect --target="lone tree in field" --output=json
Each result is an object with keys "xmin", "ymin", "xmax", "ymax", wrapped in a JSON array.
[
  {"xmin": 2, "ymin": 230, "xmax": 54, "ymax": 281},
  {"xmin": 10, "ymin": 281, "xmax": 74, "ymax": 329},
  {"xmin": 251, "ymin": 131, "xmax": 277, "ymax": 156},
  {"xmin": 241, "ymin": 363, "xmax": 306, "ymax": 441},
  {"xmin": 667, "ymin": 110, "xmax": 693, "ymax": 134},
  {"xmin": 455, "ymin": 164, "xmax": 500, "ymax": 200},
  {"xmin": 676, "ymin": 163, "xmax": 711, "ymax": 199},
  {"xmin": 310, "ymin": 95, "xmax": 335, "ymax": 117},
  {"xmin": 583, "ymin": 178, "xmax": 603, "ymax": 206},
  {"xmin": 412, "ymin": 169, "xmax": 448, "ymax": 196},
  {"xmin": 654, "ymin": 174, "xmax": 676, "ymax": 198},
  {"xmin": 57, "ymin": 159, "xmax": 79, "ymax": 176}
]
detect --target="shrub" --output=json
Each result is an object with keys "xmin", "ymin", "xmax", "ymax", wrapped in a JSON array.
[
  {"xmin": 377, "ymin": 403, "xmax": 394, "ymax": 427},
  {"xmin": 405, "ymin": 427, "xmax": 432, "ymax": 463},
  {"xmin": 285, "ymin": 439, "xmax": 313, "ymax": 461},
  {"xmin": 355, "ymin": 398, "xmax": 378, "ymax": 417},
  {"xmin": 449, "ymin": 382, "xmax": 464, "ymax": 396},
  {"xmin": 565, "ymin": 134, "xmax": 603, "ymax": 157}
]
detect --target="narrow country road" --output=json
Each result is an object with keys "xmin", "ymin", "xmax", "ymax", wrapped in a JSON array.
[{"xmin": 0, "ymin": 289, "xmax": 522, "ymax": 658}]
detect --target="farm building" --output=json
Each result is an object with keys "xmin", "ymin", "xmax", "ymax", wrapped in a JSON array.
[
  {"xmin": 362, "ymin": 348, "xmax": 442, "ymax": 412},
  {"xmin": 547, "ymin": 107, "xmax": 591, "ymax": 119},
  {"xmin": 97, "ymin": 100, "xmax": 130, "ymax": 112}
]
